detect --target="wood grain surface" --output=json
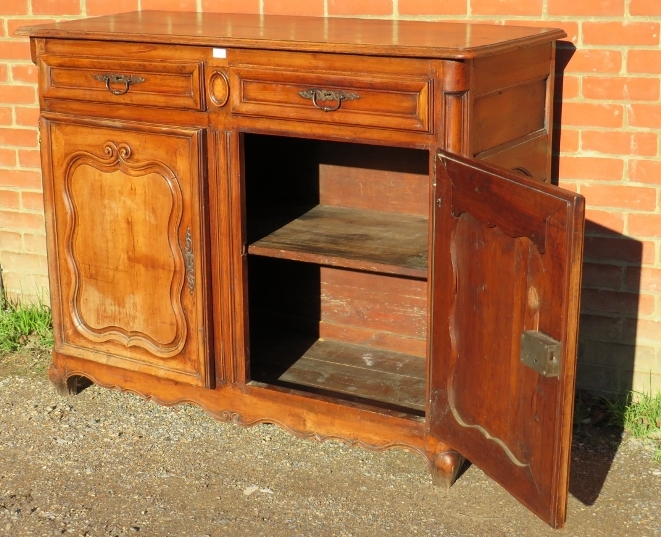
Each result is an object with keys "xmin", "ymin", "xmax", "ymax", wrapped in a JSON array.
[{"xmin": 16, "ymin": 11, "xmax": 566, "ymax": 59}]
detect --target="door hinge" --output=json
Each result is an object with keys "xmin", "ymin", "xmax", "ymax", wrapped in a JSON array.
[{"xmin": 520, "ymin": 331, "xmax": 562, "ymax": 378}]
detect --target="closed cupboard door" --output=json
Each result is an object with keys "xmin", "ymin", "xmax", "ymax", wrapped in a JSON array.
[
  {"xmin": 41, "ymin": 116, "xmax": 211, "ymax": 387},
  {"xmin": 430, "ymin": 151, "xmax": 584, "ymax": 528}
]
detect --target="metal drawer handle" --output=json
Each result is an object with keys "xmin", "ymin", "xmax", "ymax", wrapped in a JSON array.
[
  {"xmin": 298, "ymin": 88, "xmax": 359, "ymax": 112},
  {"xmin": 94, "ymin": 73, "xmax": 145, "ymax": 95}
]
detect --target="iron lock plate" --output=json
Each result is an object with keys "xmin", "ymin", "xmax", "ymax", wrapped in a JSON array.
[{"xmin": 520, "ymin": 331, "xmax": 562, "ymax": 378}]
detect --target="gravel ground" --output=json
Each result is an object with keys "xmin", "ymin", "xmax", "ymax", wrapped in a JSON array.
[{"xmin": 0, "ymin": 354, "xmax": 660, "ymax": 536}]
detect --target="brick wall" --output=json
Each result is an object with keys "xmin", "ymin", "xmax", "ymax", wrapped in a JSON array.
[{"xmin": 1, "ymin": 0, "xmax": 659, "ymax": 395}]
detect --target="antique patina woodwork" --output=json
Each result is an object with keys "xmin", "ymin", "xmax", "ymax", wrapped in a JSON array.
[{"xmin": 17, "ymin": 12, "xmax": 583, "ymax": 529}]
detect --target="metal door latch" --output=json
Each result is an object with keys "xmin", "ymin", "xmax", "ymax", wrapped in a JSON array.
[{"xmin": 520, "ymin": 331, "xmax": 562, "ymax": 377}]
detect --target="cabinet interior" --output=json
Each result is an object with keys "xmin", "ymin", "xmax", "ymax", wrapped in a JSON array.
[{"xmin": 244, "ymin": 134, "xmax": 430, "ymax": 416}]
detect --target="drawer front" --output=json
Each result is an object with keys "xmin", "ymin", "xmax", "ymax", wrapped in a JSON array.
[
  {"xmin": 230, "ymin": 67, "xmax": 431, "ymax": 133},
  {"xmin": 40, "ymin": 55, "xmax": 204, "ymax": 111}
]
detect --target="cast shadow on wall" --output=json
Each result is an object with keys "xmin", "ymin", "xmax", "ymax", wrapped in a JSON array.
[{"xmin": 552, "ymin": 43, "xmax": 642, "ymax": 506}]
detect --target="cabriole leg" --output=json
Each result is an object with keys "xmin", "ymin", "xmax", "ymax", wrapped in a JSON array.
[{"xmin": 430, "ymin": 449, "xmax": 465, "ymax": 489}]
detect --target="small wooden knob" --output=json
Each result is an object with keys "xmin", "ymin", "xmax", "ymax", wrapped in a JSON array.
[{"xmin": 209, "ymin": 71, "xmax": 229, "ymax": 107}]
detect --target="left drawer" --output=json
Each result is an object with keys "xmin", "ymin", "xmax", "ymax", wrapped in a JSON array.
[{"xmin": 39, "ymin": 55, "xmax": 205, "ymax": 111}]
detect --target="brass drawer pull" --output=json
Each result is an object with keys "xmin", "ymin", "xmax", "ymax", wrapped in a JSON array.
[
  {"xmin": 298, "ymin": 88, "xmax": 359, "ymax": 112},
  {"xmin": 94, "ymin": 73, "xmax": 145, "ymax": 95}
]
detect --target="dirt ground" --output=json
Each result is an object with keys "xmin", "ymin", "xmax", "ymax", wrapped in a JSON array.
[{"xmin": 0, "ymin": 351, "xmax": 660, "ymax": 537}]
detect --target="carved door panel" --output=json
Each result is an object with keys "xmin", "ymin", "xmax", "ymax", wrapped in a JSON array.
[
  {"xmin": 41, "ymin": 116, "xmax": 210, "ymax": 387},
  {"xmin": 429, "ymin": 151, "xmax": 584, "ymax": 528}
]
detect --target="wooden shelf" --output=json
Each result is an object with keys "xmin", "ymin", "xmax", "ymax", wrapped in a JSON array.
[
  {"xmin": 248, "ymin": 205, "xmax": 428, "ymax": 279},
  {"xmin": 250, "ymin": 335, "xmax": 426, "ymax": 413}
]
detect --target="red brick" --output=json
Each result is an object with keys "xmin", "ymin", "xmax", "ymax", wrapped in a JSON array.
[
  {"xmin": 202, "ymin": 0, "xmax": 260, "ymax": 13},
  {"xmin": 0, "ymin": 107, "xmax": 12, "ymax": 126},
  {"xmin": 11, "ymin": 64, "xmax": 38, "ymax": 84},
  {"xmin": 0, "ymin": 189, "xmax": 20, "ymax": 209},
  {"xmin": 557, "ymin": 180, "xmax": 578, "ymax": 192},
  {"xmin": 0, "ymin": 85, "xmax": 36, "ymax": 105},
  {"xmin": 561, "ymin": 103, "xmax": 623, "ymax": 128},
  {"xmin": 628, "ymin": 104, "xmax": 661, "ymax": 129},
  {"xmin": 0, "ymin": 40, "xmax": 31, "ymax": 61},
  {"xmin": 584, "ymin": 236, "xmax": 655, "ymax": 264},
  {"xmin": 0, "ymin": 128, "xmax": 38, "ymax": 148},
  {"xmin": 582, "ymin": 184, "xmax": 656, "ymax": 211},
  {"xmin": 0, "ymin": 19, "xmax": 5, "ymax": 37},
  {"xmin": 328, "ymin": 0, "xmax": 392, "ymax": 14},
  {"xmin": 582, "ymin": 262, "xmax": 623, "ymax": 289},
  {"xmin": 471, "ymin": 0, "xmax": 542, "ymax": 15},
  {"xmin": 559, "ymin": 156, "xmax": 623, "ymax": 181},
  {"xmin": 579, "ymin": 314, "xmax": 623, "ymax": 342},
  {"xmin": 18, "ymin": 149, "xmax": 41, "ymax": 169},
  {"xmin": 585, "ymin": 209, "xmax": 625, "ymax": 234},
  {"xmin": 505, "ymin": 21, "xmax": 579, "ymax": 45},
  {"xmin": 582, "ymin": 288, "xmax": 654, "ymax": 316},
  {"xmin": 0, "ymin": 230, "xmax": 22, "ymax": 251},
  {"xmin": 1, "ymin": 272, "xmax": 50, "ymax": 298},
  {"xmin": 583, "ymin": 132, "xmax": 658, "ymax": 157},
  {"xmin": 399, "ymin": 0, "xmax": 466, "ymax": 14},
  {"xmin": 23, "ymin": 233, "xmax": 47, "ymax": 255},
  {"xmin": 33, "ymin": 0, "xmax": 83, "ymax": 15},
  {"xmin": 583, "ymin": 76, "xmax": 660, "ymax": 102},
  {"xmin": 0, "ymin": 148, "xmax": 16, "ymax": 167},
  {"xmin": 0, "ymin": 251, "xmax": 47, "ymax": 273},
  {"xmin": 21, "ymin": 191, "xmax": 43, "ymax": 211},
  {"xmin": 629, "ymin": 160, "xmax": 661, "ymax": 185},
  {"xmin": 0, "ymin": 210, "xmax": 44, "ymax": 231},
  {"xmin": 630, "ymin": 0, "xmax": 661, "ymax": 16},
  {"xmin": 628, "ymin": 214, "xmax": 661, "ymax": 238},
  {"xmin": 0, "ymin": 169, "xmax": 42, "ymax": 188},
  {"xmin": 624, "ymin": 318, "xmax": 661, "ymax": 343},
  {"xmin": 557, "ymin": 49, "xmax": 622, "ymax": 74},
  {"xmin": 548, "ymin": 0, "xmax": 624, "ymax": 16},
  {"xmin": 264, "ymin": 0, "xmax": 325, "ymax": 16},
  {"xmin": 86, "ymin": 0, "xmax": 139, "ymax": 16},
  {"xmin": 583, "ymin": 22, "xmax": 660, "ymax": 46},
  {"xmin": 0, "ymin": 0, "xmax": 28, "ymax": 16},
  {"xmin": 626, "ymin": 267, "xmax": 661, "ymax": 293},
  {"xmin": 554, "ymin": 75, "xmax": 579, "ymax": 101},
  {"xmin": 15, "ymin": 107, "xmax": 39, "ymax": 127},
  {"xmin": 628, "ymin": 50, "xmax": 661, "ymax": 74},
  {"xmin": 0, "ymin": 65, "xmax": 7, "ymax": 82},
  {"xmin": 557, "ymin": 129, "xmax": 579, "ymax": 153},
  {"xmin": 141, "ymin": 0, "xmax": 198, "ymax": 10},
  {"xmin": 7, "ymin": 18, "xmax": 56, "ymax": 37}
]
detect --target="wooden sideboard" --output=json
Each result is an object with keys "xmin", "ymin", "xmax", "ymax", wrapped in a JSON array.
[{"xmin": 17, "ymin": 12, "xmax": 584, "ymax": 528}]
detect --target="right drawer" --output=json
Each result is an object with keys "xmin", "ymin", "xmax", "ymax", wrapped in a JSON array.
[
  {"xmin": 39, "ymin": 55, "xmax": 204, "ymax": 111},
  {"xmin": 229, "ymin": 54, "xmax": 433, "ymax": 134}
]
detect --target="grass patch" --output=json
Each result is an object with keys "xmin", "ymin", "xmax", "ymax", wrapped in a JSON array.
[
  {"xmin": 606, "ymin": 387, "xmax": 661, "ymax": 463},
  {"xmin": 0, "ymin": 293, "xmax": 54, "ymax": 354}
]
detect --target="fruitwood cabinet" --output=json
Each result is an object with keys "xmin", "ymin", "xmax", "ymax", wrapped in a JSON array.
[{"xmin": 18, "ymin": 12, "xmax": 584, "ymax": 528}]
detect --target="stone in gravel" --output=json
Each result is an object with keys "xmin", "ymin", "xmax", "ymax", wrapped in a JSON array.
[{"xmin": 243, "ymin": 485, "xmax": 259, "ymax": 496}]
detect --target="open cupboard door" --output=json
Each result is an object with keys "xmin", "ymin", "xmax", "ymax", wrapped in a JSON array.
[{"xmin": 430, "ymin": 151, "xmax": 584, "ymax": 528}]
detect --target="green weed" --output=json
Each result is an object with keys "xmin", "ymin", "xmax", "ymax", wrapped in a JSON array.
[
  {"xmin": 603, "ymin": 383, "xmax": 661, "ymax": 461},
  {"xmin": 0, "ymin": 293, "xmax": 54, "ymax": 353}
]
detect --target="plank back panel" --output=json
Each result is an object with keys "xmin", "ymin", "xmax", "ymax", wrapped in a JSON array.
[
  {"xmin": 318, "ymin": 142, "xmax": 429, "ymax": 216},
  {"xmin": 248, "ymin": 257, "xmax": 427, "ymax": 357}
]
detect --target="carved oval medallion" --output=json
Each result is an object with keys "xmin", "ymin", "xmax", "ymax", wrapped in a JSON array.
[{"xmin": 209, "ymin": 71, "xmax": 229, "ymax": 107}]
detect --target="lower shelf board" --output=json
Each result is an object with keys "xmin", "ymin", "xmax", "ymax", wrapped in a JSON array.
[
  {"xmin": 250, "ymin": 335, "xmax": 426, "ymax": 414},
  {"xmin": 248, "ymin": 205, "xmax": 428, "ymax": 278}
]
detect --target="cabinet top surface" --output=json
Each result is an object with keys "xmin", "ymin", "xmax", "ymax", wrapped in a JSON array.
[{"xmin": 16, "ymin": 11, "xmax": 566, "ymax": 59}]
